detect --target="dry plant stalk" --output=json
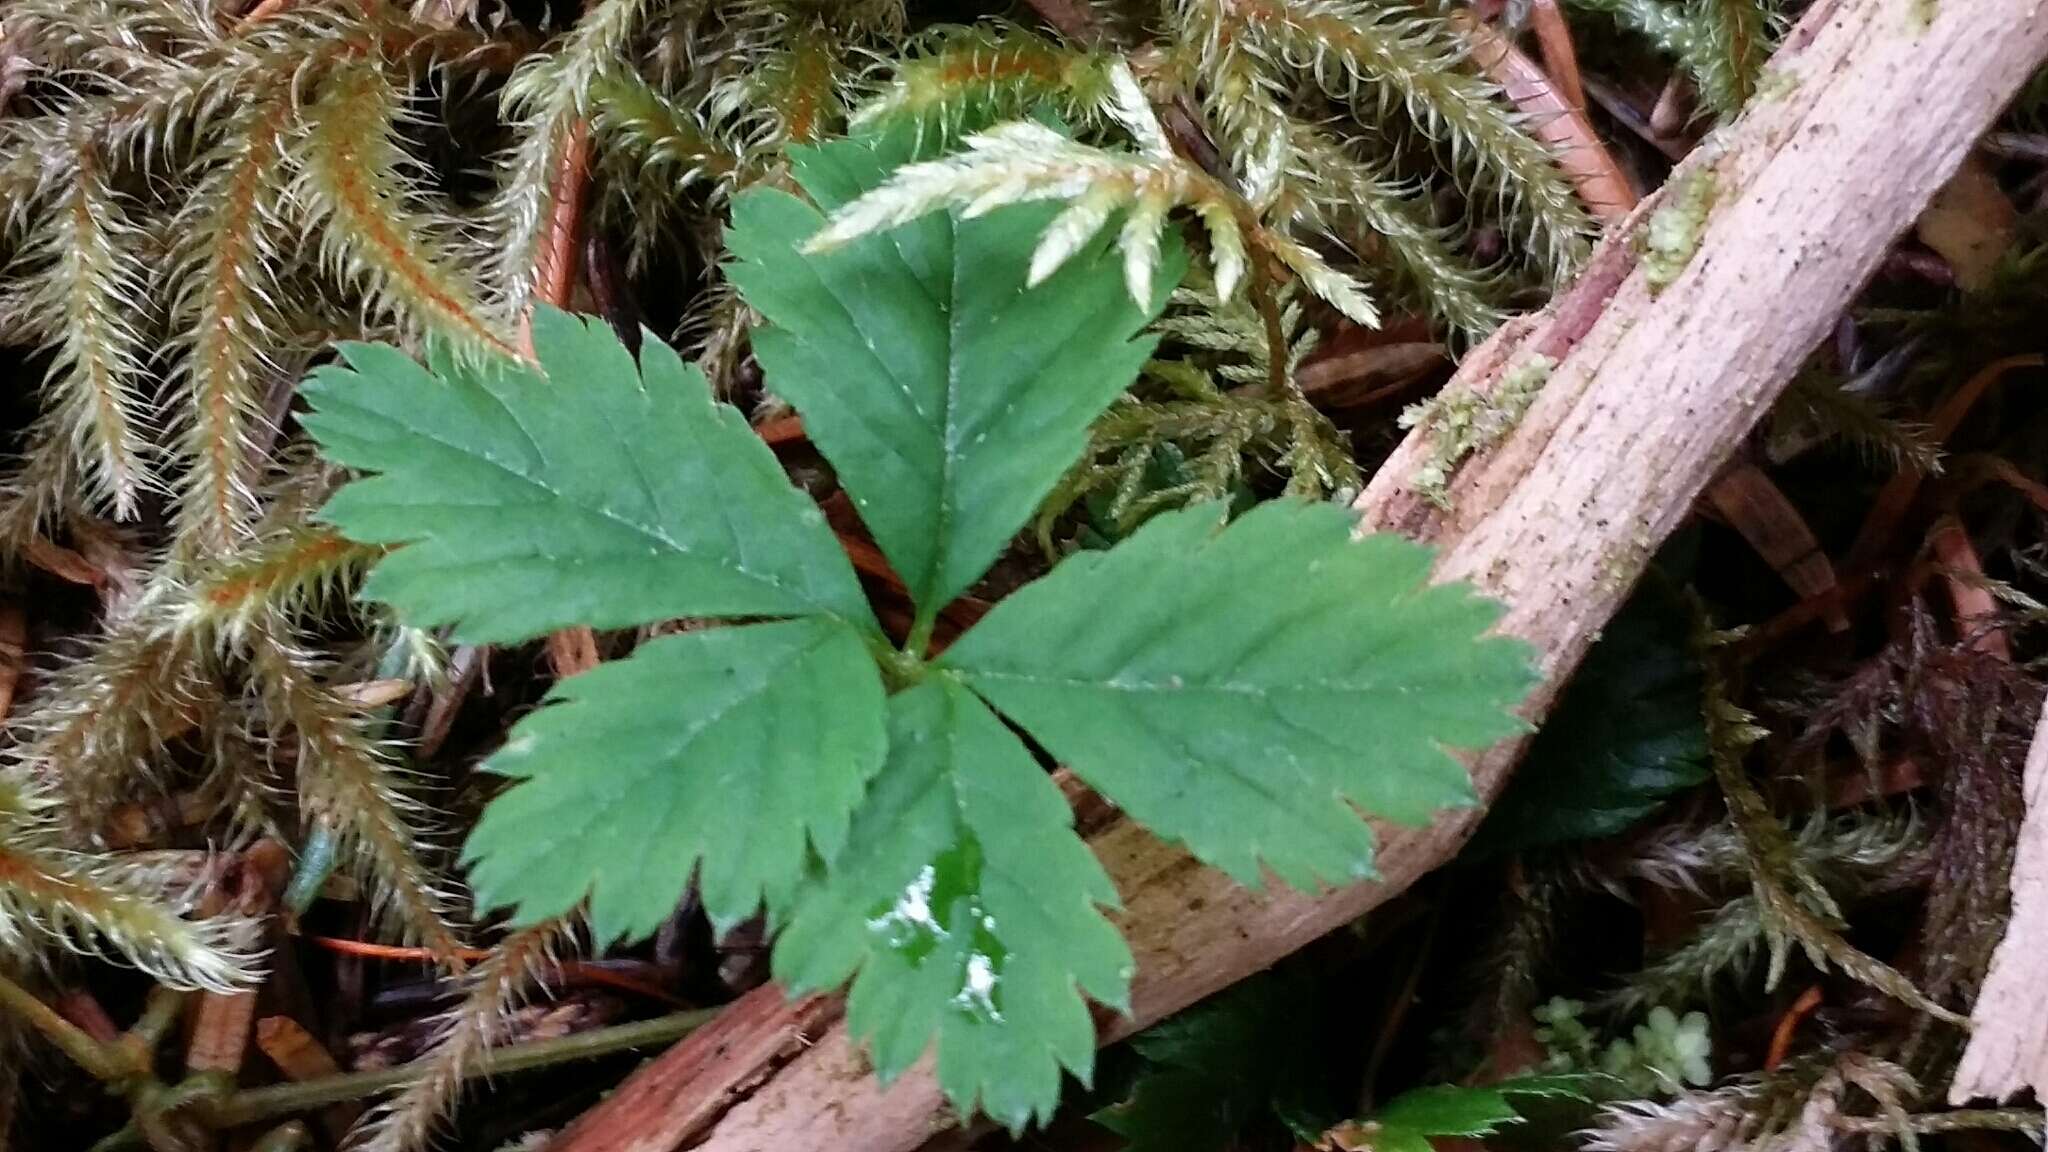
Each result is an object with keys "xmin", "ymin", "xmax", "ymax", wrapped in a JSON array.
[
  {"xmin": 560, "ymin": 1, "xmax": 2048, "ymax": 1146},
  {"xmin": 1950, "ymin": 698, "xmax": 2048, "ymax": 1103},
  {"xmin": 1457, "ymin": 12, "xmax": 1635, "ymax": 220}
]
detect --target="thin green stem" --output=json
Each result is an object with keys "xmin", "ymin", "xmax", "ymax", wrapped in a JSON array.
[
  {"xmin": 280, "ymin": 821, "xmax": 339, "ymax": 917},
  {"xmin": 0, "ymin": 969, "xmax": 136, "ymax": 1083},
  {"xmin": 204, "ymin": 1008, "xmax": 720, "ymax": 1127},
  {"xmin": 1833, "ymin": 1110, "xmax": 2044, "ymax": 1136},
  {"xmin": 118, "ymin": 986, "xmax": 188, "ymax": 1071},
  {"xmin": 904, "ymin": 610, "xmax": 938, "ymax": 662},
  {"xmin": 1248, "ymin": 268, "xmax": 1293, "ymax": 403}
]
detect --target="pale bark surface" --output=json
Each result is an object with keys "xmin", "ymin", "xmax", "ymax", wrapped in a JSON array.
[
  {"xmin": 560, "ymin": 2, "xmax": 2048, "ymax": 1148},
  {"xmin": 1949, "ymin": 701, "xmax": 2048, "ymax": 1104}
]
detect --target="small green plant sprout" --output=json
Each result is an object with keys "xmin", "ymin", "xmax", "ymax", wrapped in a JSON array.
[
  {"xmin": 1535, "ymin": 997, "xmax": 1715, "ymax": 1096},
  {"xmin": 301, "ymin": 133, "xmax": 1536, "ymax": 1131}
]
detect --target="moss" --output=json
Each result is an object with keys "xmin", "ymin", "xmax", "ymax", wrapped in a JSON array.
[
  {"xmin": 1400, "ymin": 353, "xmax": 1557, "ymax": 509},
  {"xmin": 1642, "ymin": 163, "xmax": 1720, "ymax": 295}
]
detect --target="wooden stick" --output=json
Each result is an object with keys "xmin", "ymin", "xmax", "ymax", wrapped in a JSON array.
[
  {"xmin": 1526, "ymin": 0, "xmax": 1588, "ymax": 113},
  {"xmin": 545, "ymin": 985, "xmax": 841, "ymax": 1152},
  {"xmin": 1458, "ymin": 12, "xmax": 1637, "ymax": 222},
  {"xmin": 1928, "ymin": 516, "xmax": 2012, "ymax": 662},
  {"xmin": 565, "ymin": 4, "xmax": 2048, "ymax": 1149},
  {"xmin": 1952, "ymin": 695, "xmax": 2048, "ymax": 1104}
]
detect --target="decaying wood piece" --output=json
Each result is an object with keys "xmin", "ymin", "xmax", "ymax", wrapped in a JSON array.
[
  {"xmin": 1949, "ymin": 700, "xmax": 2048, "ymax": 1104},
  {"xmin": 545, "ymin": 984, "xmax": 841, "ymax": 1152},
  {"xmin": 564, "ymin": 3, "xmax": 2048, "ymax": 1149}
]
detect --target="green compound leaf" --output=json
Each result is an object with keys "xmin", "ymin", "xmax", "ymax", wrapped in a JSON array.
[
  {"xmin": 1474, "ymin": 579, "xmax": 1709, "ymax": 854},
  {"xmin": 944, "ymin": 500, "xmax": 1534, "ymax": 890},
  {"xmin": 725, "ymin": 134, "xmax": 1179, "ymax": 622},
  {"xmin": 302, "ymin": 306, "xmax": 875, "ymax": 643},
  {"xmin": 463, "ymin": 616, "xmax": 887, "ymax": 943},
  {"xmin": 773, "ymin": 676, "xmax": 1130, "ymax": 1134},
  {"xmin": 1329, "ymin": 1076, "xmax": 1592, "ymax": 1152}
]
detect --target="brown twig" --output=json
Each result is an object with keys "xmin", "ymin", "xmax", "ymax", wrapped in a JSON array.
[
  {"xmin": 1928, "ymin": 516, "xmax": 2012, "ymax": 661},
  {"xmin": 1582, "ymin": 74, "xmax": 1691, "ymax": 162},
  {"xmin": 1456, "ymin": 11, "xmax": 1637, "ymax": 223},
  {"xmin": 23, "ymin": 534, "xmax": 105, "ymax": 588},
  {"xmin": 1648, "ymin": 73, "xmax": 1694, "ymax": 140},
  {"xmin": 527, "ymin": 120, "xmax": 593, "ymax": 352},
  {"xmin": 0, "ymin": 970, "xmax": 137, "ymax": 1083},
  {"xmin": 1765, "ymin": 986, "xmax": 1824, "ymax": 1069},
  {"xmin": 54, "ymin": 990, "xmax": 122, "ymax": 1044},
  {"xmin": 186, "ymin": 842, "xmax": 291, "ymax": 1077},
  {"xmin": 1846, "ymin": 354, "xmax": 2045, "ymax": 572},
  {"xmin": 303, "ymin": 936, "xmax": 689, "ymax": 1007},
  {"xmin": 1527, "ymin": 0, "xmax": 1588, "ymax": 112},
  {"xmin": 1704, "ymin": 460, "xmax": 1849, "ymax": 632},
  {"xmin": 520, "ymin": 121, "xmax": 602, "ymax": 681},
  {"xmin": 237, "ymin": 0, "xmax": 292, "ymax": 26},
  {"xmin": 753, "ymin": 414, "xmax": 808, "ymax": 445}
]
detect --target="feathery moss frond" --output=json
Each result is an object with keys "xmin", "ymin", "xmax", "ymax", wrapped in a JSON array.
[
  {"xmin": 484, "ymin": 0, "xmax": 682, "ymax": 321},
  {"xmin": 170, "ymin": 93, "xmax": 297, "ymax": 551},
  {"xmin": 1562, "ymin": 0, "xmax": 1771, "ymax": 119},
  {"xmin": 250, "ymin": 625, "xmax": 465, "ymax": 960},
  {"xmin": 1704, "ymin": 653, "xmax": 1965, "ymax": 1026},
  {"xmin": 294, "ymin": 55, "xmax": 513, "ymax": 361},
  {"xmin": 1606, "ymin": 812, "xmax": 1932, "ymax": 1014},
  {"xmin": 13, "ymin": 594, "xmax": 214, "ymax": 838},
  {"xmin": 754, "ymin": 20, "xmax": 852, "ymax": 146},
  {"xmin": 1770, "ymin": 372, "xmax": 1943, "ymax": 473},
  {"xmin": 1297, "ymin": 133, "xmax": 1505, "ymax": 338},
  {"xmin": 1613, "ymin": 811, "xmax": 1927, "ymax": 897},
  {"xmin": 348, "ymin": 918, "xmax": 574, "ymax": 1152},
  {"xmin": 3, "ymin": 0, "xmax": 214, "ymax": 76},
  {"xmin": 1205, "ymin": 0, "xmax": 1592, "ymax": 279},
  {"xmin": 808, "ymin": 119, "xmax": 1247, "ymax": 307},
  {"xmin": 588, "ymin": 66, "xmax": 750, "ymax": 201},
  {"xmin": 1688, "ymin": 0, "xmax": 1773, "ymax": 117},
  {"xmin": 808, "ymin": 66, "xmax": 1375, "ymax": 322},
  {"xmin": 1037, "ymin": 283, "xmax": 1357, "ymax": 546},
  {"xmin": 0, "ymin": 429, "xmax": 79, "ymax": 558},
  {"xmin": 849, "ymin": 23, "xmax": 1117, "ymax": 141},
  {"xmin": 1584, "ymin": 1055, "xmax": 1836, "ymax": 1152},
  {"xmin": 0, "ymin": 771, "xmax": 260, "ymax": 993},
  {"xmin": 180, "ymin": 527, "xmax": 382, "ymax": 645},
  {"xmin": 1171, "ymin": 0, "xmax": 1503, "ymax": 337},
  {"xmin": 12, "ymin": 139, "xmax": 157, "ymax": 520},
  {"xmin": 26, "ymin": 10, "xmax": 339, "ymax": 170},
  {"xmin": 1560, "ymin": 0, "xmax": 1703, "ymax": 66}
]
